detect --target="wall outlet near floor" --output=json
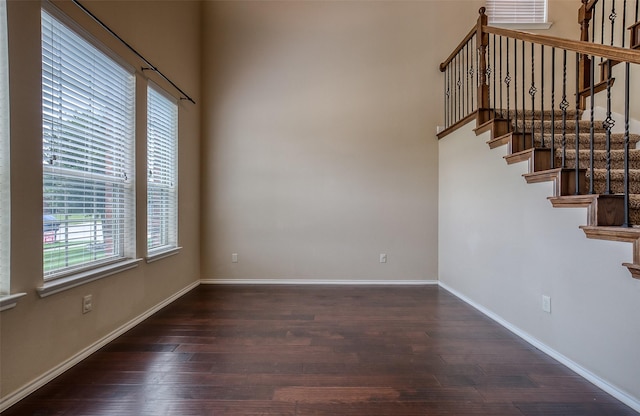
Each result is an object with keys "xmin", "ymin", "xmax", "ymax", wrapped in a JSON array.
[
  {"xmin": 82, "ymin": 294, "xmax": 93, "ymax": 314},
  {"xmin": 232, "ymin": 253, "xmax": 238, "ymax": 263},
  {"xmin": 379, "ymin": 253, "xmax": 387, "ymax": 263},
  {"xmin": 542, "ymin": 295, "xmax": 551, "ymax": 313}
]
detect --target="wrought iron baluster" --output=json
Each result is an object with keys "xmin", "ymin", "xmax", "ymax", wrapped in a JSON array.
[
  {"xmin": 465, "ymin": 43, "xmax": 469, "ymax": 116},
  {"xmin": 529, "ymin": 42, "xmax": 537, "ymax": 149},
  {"xmin": 622, "ymin": 0, "xmax": 628, "ymax": 47},
  {"xmin": 601, "ymin": 0, "xmax": 605, "ymax": 62},
  {"xmin": 541, "ymin": 45, "xmax": 545, "ymax": 148},
  {"xmin": 575, "ymin": 53, "xmax": 581, "ymax": 195},
  {"xmin": 487, "ymin": 37, "xmax": 492, "ymax": 118},
  {"xmin": 521, "ymin": 40, "xmax": 526, "ymax": 147},
  {"xmin": 499, "ymin": 36, "xmax": 503, "ymax": 119},
  {"xmin": 514, "ymin": 38, "xmax": 518, "ymax": 135},
  {"xmin": 505, "ymin": 37, "xmax": 511, "ymax": 127},
  {"xmin": 610, "ymin": 1, "xmax": 617, "ymax": 46},
  {"xmin": 551, "ymin": 47, "xmax": 556, "ymax": 169},
  {"xmin": 604, "ymin": 58, "xmax": 614, "ymax": 194},
  {"xmin": 589, "ymin": 55, "xmax": 595, "ymax": 194},
  {"xmin": 493, "ymin": 34, "xmax": 496, "ymax": 120},
  {"xmin": 623, "ymin": 62, "xmax": 631, "ymax": 226},
  {"xmin": 560, "ymin": 50, "xmax": 569, "ymax": 169}
]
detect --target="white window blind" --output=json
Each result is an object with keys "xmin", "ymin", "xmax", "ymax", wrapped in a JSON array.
[
  {"xmin": 486, "ymin": 0, "xmax": 547, "ymax": 24},
  {"xmin": 147, "ymin": 84, "xmax": 178, "ymax": 255},
  {"xmin": 41, "ymin": 8, "xmax": 135, "ymax": 279},
  {"xmin": 0, "ymin": 0, "xmax": 10, "ymax": 294}
]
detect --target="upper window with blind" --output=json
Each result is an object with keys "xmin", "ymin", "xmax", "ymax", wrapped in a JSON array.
[
  {"xmin": 146, "ymin": 84, "xmax": 178, "ymax": 259},
  {"xmin": 0, "ymin": 0, "xmax": 9, "ymax": 295},
  {"xmin": 486, "ymin": 0, "xmax": 550, "ymax": 28},
  {"xmin": 41, "ymin": 7, "xmax": 136, "ymax": 279}
]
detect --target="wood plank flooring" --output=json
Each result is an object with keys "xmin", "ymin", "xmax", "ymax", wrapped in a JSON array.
[{"xmin": 3, "ymin": 285, "xmax": 637, "ymax": 415}]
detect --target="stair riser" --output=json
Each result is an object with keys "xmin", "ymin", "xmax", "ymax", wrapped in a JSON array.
[
  {"xmin": 563, "ymin": 159, "xmax": 640, "ymax": 170},
  {"xmin": 590, "ymin": 179, "xmax": 640, "ymax": 194}
]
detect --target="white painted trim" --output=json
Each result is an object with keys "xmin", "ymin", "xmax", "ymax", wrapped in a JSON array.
[
  {"xmin": 0, "ymin": 293, "xmax": 26, "ymax": 312},
  {"xmin": 0, "ymin": 280, "xmax": 199, "ymax": 413},
  {"xmin": 200, "ymin": 278, "xmax": 439, "ymax": 286},
  {"xmin": 37, "ymin": 258, "xmax": 143, "ymax": 298},
  {"xmin": 146, "ymin": 246, "xmax": 182, "ymax": 263},
  {"xmin": 438, "ymin": 281, "xmax": 640, "ymax": 413}
]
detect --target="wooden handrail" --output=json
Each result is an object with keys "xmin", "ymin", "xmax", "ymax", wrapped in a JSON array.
[
  {"xmin": 483, "ymin": 25, "xmax": 640, "ymax": 65},
  {"xmin": 439, "ymin": 26, "xmax": 476, "ymax": 72}
]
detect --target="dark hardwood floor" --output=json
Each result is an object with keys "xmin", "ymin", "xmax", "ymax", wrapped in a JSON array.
[{"xmin": 3, "ymin": 285, "xmax": 637, "ymax": 415}]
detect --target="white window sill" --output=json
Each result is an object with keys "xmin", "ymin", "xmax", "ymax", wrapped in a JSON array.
[
  {"xmin": 0, "ymin": 293, "xmax": 27, "ymax": 312},
  {"xmin": 489, "ymin": 22, "xmax": 553, "ymax": 30},
  {"xmin": 146, "ymin": 246, "xmax": 182, "ymax": 263},
  {"xmin": 37, "ymin": 258, "xmax": 142, "ymax": 298}
]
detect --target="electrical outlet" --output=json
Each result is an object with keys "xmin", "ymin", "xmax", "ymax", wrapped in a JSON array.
[
  {"xmin": 542, "ymin": 295, "xmax": 551, "ymax": 313},
  {"xmin": 82, "ymin": 294, "xmax": 92, "ymax": 314},
  {"xmin": 379, "ymin": 253, "xmax": 387, "ymax": 263},
  {"xmin": 232, "ymin": 253, "xmax": 238, "ymax": 263}
]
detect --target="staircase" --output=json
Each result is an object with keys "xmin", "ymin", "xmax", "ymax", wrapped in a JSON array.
[{"xmin": 438, "ymin": 0, "xmax": 640, "ymax": 280}]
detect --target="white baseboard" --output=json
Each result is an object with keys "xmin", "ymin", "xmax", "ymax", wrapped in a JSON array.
[
  {"xmin": 438, "ymin": 281, "xmax": 640, "ymax": 413},
  {"xmin": 0, "ymin": 280, "xmax": 200, "ymax": 413},
  {"xmin": 200, "ymin": 278, "xmax": 439, "ymax": 285}
]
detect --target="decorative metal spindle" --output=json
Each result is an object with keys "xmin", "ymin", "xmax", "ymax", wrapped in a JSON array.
[
  {"xmin": 560, "ymin": 50, "xmax": 569, "ymax": 169},
  {"xmin": 622, "ymin": 0, "xmax": 628, "ymax": 48},
  {"xmin": 592, "ymin": 4, "xmax": 597, "ymax": 44},
  {"xmin": 487, "ymin": 39, "xmax": 492, "ymax": 117},
  {"xmin": 589, "ymin": 55, "xmax": 595, "ymax": 194},
  {"xmin": 605, "ymin": 59, "xmax": 614, "ymax": 194},
  {"xmin": 541, "ymin": 46, "xmax": 545, "ymax": 148},
  {"xmin": 465, "ymin": 43, "xmax": 469, "ymax": 116},
  {"xmin": 610, "ymin": 2, "xmax": 617, "ymax": 46},
  {"xmin": 444, "ymin": 64, "xmax": 447, "ymax": 128},
  {"xmin": 493, "ymin": 34, "xmax": 497, "ymax": 120},
  {"xmin": 499, "ymin": 36, "xmax": 503, "ymax": 119},
  {"xmin": 470, "ymin": 38, "xmax": 478, "ymax": 111},
  {"xmin": 458, "ymin": 55, "xmax": 462, "ymax": 123},
  {"xmin": 600, "ymin": 0, "xmax": 605, "ymax": 62},
  {"xmin": 574, "ymin": 53, "xmax": 581, "ymax": 195},
  {"xmin": 551, "ymin": 48, "xmax": 556, "ymax": 169},
  {"xmin": 505, "ymin": 38, "xmax": 511, "ymax": 127},
  {"xmin": 514, "ymin": 38, "xmax": 518, "ymax": 134},
  {"xmin": 529, "ymin": 42, "xmax": 537, "ymax": 149},
  {"xmin": 521, "ymin": 40, "xmax": 526, "ymax": 146},
  {"xmin": 623, "ymin": 62, "xmax": 631, "ymax": 227}
]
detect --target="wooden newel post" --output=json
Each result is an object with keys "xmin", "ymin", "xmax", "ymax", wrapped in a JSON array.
[
  {"xmin": 477, "ymin": 7, "xmax": 491, "ymax": 125},
  {"xmin": 577, "ymin": 0, "xmax": 592, "ymax": 109}
]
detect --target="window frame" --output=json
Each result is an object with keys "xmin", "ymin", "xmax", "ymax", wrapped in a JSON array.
[
  {"xmin": 146, "ymin": 82, "xmax": 180, "ymax": 262},
  {"xmin": 486, "ymin": 0, "xmax": 552, "ymax": 30},
  {"xmin": 38, "ymin": 4, "xmax": 140, "ymax": 295}
]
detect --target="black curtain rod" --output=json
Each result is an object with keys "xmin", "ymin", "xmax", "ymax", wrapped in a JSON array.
[{"xmin": 71, "ymin": 0, "xmax": 196, "ymax": 105}]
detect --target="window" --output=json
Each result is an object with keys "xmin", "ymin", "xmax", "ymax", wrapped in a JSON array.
[
  {"xmin": 41, "ymin": 8, "xmax": 135, "ymax": 280},
  {"xmin": 146, "ymin": 84, "xmax": 178, "ymax": 258},
  {"xmin": 0, "ymin": 0, "xmax": 9, "ymax": 294},
  {"xmin": 486, "ymin": 0, "xmax": 548, "ymax": 26}
]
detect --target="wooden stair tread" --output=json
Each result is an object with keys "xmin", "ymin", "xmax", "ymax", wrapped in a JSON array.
[
  {"xmin": 580, "ymin": 225, "xmax": 640, "ymax": 242},
  {"xmin": 487, "ymin": 132, "xmax": 512, "ymax": 149}
]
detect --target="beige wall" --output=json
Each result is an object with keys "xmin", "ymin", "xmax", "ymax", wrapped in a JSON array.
[
  {"xmin": 439, "ymin": 122, "xmax": 640, "ymax": 409},
  {"xmin": 1, "ymin": 0, "xmax": 201, "ymax": 400},
  {"xmin": 200, "ymin": 1, "xmax": 484, "ymax": 282}
]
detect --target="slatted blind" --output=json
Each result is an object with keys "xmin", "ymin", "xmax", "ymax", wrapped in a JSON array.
[
  {"xmin": 147, "ymin": 84, "xmax": 178, "ymax": 255},
  {"xmin": 0, "ymin": 0, "xmax": 9, "ymax": 294},
  {"xmin": 41, "ymin": 8, "xmax": 135, "ymax": 279},
  {"xmin": 486, "ymin": 0, "xmax": 547, "ymax": 24}
]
